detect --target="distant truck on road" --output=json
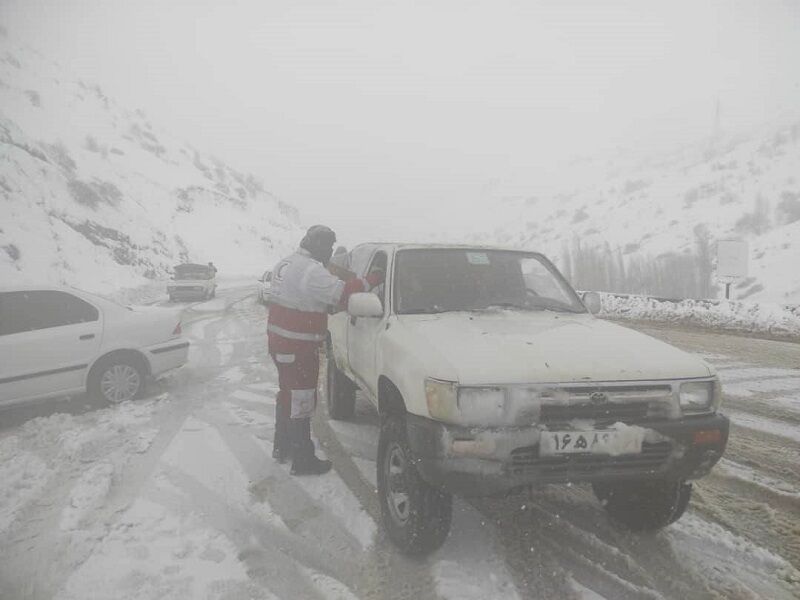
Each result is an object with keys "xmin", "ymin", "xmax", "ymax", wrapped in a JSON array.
[{"xmin": 168, "ymin": 263, "xmax": 217, "ymax": 302}]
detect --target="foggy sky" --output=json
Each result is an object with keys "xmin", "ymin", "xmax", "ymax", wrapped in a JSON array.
[{"xmin": 3, "ymin": 0, "xmax": 799, "ymax": 244}]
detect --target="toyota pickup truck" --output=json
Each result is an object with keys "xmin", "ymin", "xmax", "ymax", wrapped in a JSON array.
[{"xmin": 326, "ymin": 244, "xmax": 729, "ymax": 555}]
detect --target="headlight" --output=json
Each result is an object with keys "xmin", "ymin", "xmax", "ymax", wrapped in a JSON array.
[
  {"xmin": 425, "ymin": 379, "xmax": 509, "ymax": 426},
  {"xmin": 425, "ymin": 379, "xmax": 458, "ymax": 422},
  {"xmin": 679, "ymin": 380, "xmax": 719, "ymax": 414},
  {"xmin": 458, "ymin": 387, "xmax": 508, "ymax": 426}
]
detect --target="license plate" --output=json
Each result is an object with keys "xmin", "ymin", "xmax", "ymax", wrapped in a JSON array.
[{"xmin": 539, "ymin": 430, "xmax": 644, "ymax": 456}]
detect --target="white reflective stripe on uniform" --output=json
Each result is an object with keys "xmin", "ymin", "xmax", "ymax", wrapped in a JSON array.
[
  {"xmin": 275, "ymin": 354, "xmax": 295, "ymax": 364},
  {"xmin": 290, "ymin": 388, "xmax": 316, "ymax": 418},
  {"xmin": 267, "ymin": 324, "xmax": 326, "ymax": 342}
]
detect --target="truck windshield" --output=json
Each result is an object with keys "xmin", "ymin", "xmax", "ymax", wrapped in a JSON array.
[
  {"xmin": 174, "ymin": 267, "xmax": 212, "ymax": 280},
  {"xmin": 394, "ymin": 249, "xmax": 585, "ymax": 315}
]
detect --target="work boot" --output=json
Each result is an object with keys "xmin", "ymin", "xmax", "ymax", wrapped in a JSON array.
[
  {"xmin": 291, "ymin": 454, "xmax": 332, "ymax": 476},
  {"xmin": 289, "ymin": 417, "xmax": 331, "ymax": 476}
]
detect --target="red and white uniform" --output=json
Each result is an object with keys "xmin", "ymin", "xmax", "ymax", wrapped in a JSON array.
[
  {"xmin": 268, "ymin": 249, "xmax": 374, "ymax": 352},
  {"xmin": 267, "ymin": 249, "xmax": 376, "ymax": 420}
]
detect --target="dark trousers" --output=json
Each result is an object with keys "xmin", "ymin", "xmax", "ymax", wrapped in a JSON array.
[{"xmin": 270, "ymin": 347, "xmax": 320, "ymax": 462}]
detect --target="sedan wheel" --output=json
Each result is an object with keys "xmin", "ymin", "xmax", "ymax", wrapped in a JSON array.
[{"xmin": 98, "ymin": 363, "xmax": 142, "ymax": 404}]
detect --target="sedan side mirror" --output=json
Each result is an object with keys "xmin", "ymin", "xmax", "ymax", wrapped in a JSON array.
[
  {"xmin": 348, "ymin": 293, "xmax": 383, "ymax": 318},
  {"xmin": 582, "ymin": 291, "xmax": 602, "ymax": 315}
]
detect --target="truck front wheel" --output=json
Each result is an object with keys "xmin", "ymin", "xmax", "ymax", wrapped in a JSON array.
[
  {"xmin": 593, "ymin": 480, "xmax": 691, "ymax": 531},
  {"xmin": 377, "ymin": 415, "xmax": 452, "ymax": 555},
  {"xmin": 326, "ymin": 353, "xmax": 356, "ymax": 420}
]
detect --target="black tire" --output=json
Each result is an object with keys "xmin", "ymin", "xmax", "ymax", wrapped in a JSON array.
[
  {"xmin": 377, "ymin": 415, "xmax": 452, "ymax": 555},
  {"xmin": 593, "ymin": 480, "xmax": 692, "ymax": 531},
  {"xmin": 326, "ymin": 353, "xmax": 356, "ymax": 420},
  {"xmin": 88, "ymin": 355, "xmax": 146, "ymax": 405}
]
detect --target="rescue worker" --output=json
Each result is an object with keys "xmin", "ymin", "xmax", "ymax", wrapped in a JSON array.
[{"xmin": 267, "ymin": 225, "xmax": 383, "ymax": 475}]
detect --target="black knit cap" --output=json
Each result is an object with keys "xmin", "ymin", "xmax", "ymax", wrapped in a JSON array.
[{"xmin": 300, "ymin": 225, "xmax": 337, "ymax": 263}]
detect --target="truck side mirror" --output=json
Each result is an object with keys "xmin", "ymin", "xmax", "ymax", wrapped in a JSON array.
[
  {"xmin": 348, "ymin": 293, "xmax": 383, "ymax": 318},
  {"xmin": 582, "ymin": 291, "xmax": 602, "ymax": 315}
]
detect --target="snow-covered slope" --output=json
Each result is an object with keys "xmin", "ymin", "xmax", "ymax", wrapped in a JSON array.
[
  {"xmin": 0, "ymin": 32, "xmax": 302, "ymax": 294},
  {"xmin": 478, "ymin": 121, "xmax": 800, "ymax": 303}
]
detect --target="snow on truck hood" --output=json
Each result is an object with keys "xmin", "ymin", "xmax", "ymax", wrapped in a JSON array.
[{"xmin": 398, "ymin": 310, "xmax": 712, "ymax": 385}]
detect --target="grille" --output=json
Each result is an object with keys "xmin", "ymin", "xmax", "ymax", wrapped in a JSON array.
[
  {"xmin": 506, "ymin": 441, "xmax": 673, "ymax": 478},
  {"xmin": 538, "ymin": 385, "xmax": 672, "ymax": 425},
  {"xmin": 540, "ymin": 402, "xmax": 648, "ymax": 423}
]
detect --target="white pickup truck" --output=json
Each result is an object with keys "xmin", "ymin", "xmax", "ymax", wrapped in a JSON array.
[
  {"xmin": 168, "ymin": 263, "xmax": 217, "ymax": 302},
  {"xmin": 327, "ymin": 244, "xmax": 729, "ymax": 555}
]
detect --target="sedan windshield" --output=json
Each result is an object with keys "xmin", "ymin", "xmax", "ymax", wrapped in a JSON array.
[{"xmin": 394, "ymin": 249, "xmax": 585, "ymax": 315}]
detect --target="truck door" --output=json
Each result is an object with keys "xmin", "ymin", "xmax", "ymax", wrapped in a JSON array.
[{"xmin": 347, "ymin": 250, "xmax": 388, "ymax": 398}]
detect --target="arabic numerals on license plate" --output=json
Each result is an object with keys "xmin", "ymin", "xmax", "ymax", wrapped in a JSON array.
[{"xmin": 552, "ymin": 431, "xmax": 611, "ymax": 451}]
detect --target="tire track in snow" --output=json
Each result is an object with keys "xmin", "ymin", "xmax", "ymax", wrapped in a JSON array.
[
  {"xmin": 152, "ymin": 465, "xmax": 341, "ymax": 600},
  {"xmin": 472, "ymin": 487, "xmax": 708, "ymax": 600},
  {"xmin": 0, "ymin": 393, "xmax": 196, "ymax": 600},
  {"xmin": 198, "ymin": 406, "xmax": 367, "ymax": 561}
]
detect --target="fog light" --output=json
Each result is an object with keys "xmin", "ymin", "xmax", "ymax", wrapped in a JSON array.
[
  {"xmin": 451, "ymin": 438, "xmax": 496, "ymax": 457},
  {"xmin": 692, "ymin": 429, "xmax": 722, "ymax": 445}
]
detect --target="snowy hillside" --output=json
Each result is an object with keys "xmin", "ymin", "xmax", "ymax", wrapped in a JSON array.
[
  {"xmin": 478, "ymin": 121, "xmax": 800, "ymax": 304},
  {"xmin": 0, "ymin": 32, "xmax": 302, "ymax": 294}
]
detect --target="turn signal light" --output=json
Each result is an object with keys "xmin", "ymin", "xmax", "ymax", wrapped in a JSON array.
[{"xmin": 692, "ymin": 429, "xmax": 722, "ymax": 445}]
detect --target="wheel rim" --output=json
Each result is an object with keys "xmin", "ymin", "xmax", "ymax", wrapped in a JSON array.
[
  {"xmin": 100, "ymin": 364, "xmax": 140, "ymax": 403},
  {"xmin": 384, "ymin": 442, "xmax": 411, "ymax": 525}
]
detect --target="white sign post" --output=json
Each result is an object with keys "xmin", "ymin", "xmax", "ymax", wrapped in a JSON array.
[{"xmin": 716, "ymin": 239, "xmax": 749, "ymax": 300}]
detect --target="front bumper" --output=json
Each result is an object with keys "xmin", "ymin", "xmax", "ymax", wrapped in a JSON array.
[
  {"xmin": 406, "ymin": 413, "xmax": 729, "ymax": 496},
  {"xmin": 168, "ymin": 287, "xmax": 208, "ymax": 299}
]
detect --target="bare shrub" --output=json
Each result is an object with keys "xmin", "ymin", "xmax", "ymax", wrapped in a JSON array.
[{"xmin": 776, "ymin": 192, "xmax": 800, "ymax": 225}]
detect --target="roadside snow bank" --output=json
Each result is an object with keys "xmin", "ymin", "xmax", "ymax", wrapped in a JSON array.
[
  {"xmin": 598, "ymin": 293, "xmax": 800, "ymax": 338},
  {"xmin": 0, "ymin": 436, "xmax": 53, "ymax": 534}
]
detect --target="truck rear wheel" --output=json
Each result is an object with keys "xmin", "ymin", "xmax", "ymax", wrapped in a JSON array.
[
  {"xmin": 326, "ymin": 353, "xmax": 356, "ymax": 420},
  {"xmin": 378, "ymin": 415, "xmax": 452, "ymax": 555},
  {"xmin": 593, "ymin": 480, "xmax": 691, "ymax": 531}
]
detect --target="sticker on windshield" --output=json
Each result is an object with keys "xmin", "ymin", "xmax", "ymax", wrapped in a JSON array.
[{"xmin": 466, "ymin": 252, "xmax": 490, "ymax": 265}]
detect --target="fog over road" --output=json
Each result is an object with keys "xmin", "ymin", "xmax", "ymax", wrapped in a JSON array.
[{"xmin": 1, "ymin": 285, "xmax": 798, "ymax": 600}]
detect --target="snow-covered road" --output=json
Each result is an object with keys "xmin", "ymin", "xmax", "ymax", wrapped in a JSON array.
[{"xmin": 1, "ymin": 287, "xmax": 798, "ymax": 600}]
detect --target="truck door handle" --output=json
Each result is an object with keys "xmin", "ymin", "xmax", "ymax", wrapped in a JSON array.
[{"xmin": 79, "ymin": 334, "xmax": 95, "ymax": 340}]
